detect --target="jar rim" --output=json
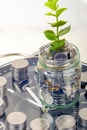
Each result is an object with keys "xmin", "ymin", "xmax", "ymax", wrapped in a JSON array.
[{"xmin": 39, "ymin": 42, "xmax": 80, "ymax": 70}]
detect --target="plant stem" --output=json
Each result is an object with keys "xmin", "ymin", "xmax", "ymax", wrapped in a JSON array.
[{"xmin": 56, "ymin": 14, "xmax": 59, "ymax": 41}]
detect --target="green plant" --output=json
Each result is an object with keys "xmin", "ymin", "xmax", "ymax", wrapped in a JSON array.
[{"xmin": 44, "ymin": 0, "xmax": 71, "ymax": 51}]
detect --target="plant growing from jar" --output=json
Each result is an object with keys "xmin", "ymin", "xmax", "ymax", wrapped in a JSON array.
[
  {"xmin": 44, "ymin": 0, "xmax": 71, "ymax": 52},
  {"xmin": 37, "ymin": 0, "xmax": 81, "ymax": 114}
]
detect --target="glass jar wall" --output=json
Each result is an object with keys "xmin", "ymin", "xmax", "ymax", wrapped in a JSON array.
[{"xmin": 37, "ymin": 42, "xmax": 81, "ymax": 114}]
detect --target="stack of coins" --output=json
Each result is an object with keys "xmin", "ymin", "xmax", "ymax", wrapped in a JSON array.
[
  {"xmin": 55, "ymin": 115, "xmax": 76, "ymax": 130},
  {"xmin": 78, "ymin": 108, "xmax": 87, "ymax": 127},
  {"xmin": 0, "ymin": 98, "xmax": 5, "ymax": 117},
  {"xmin": 11, "ymin": 59, "xmax": 29, "ymax": 82},
  {"xmin": 6, "ymin": 111, "xmax": 27, "ymax": 130},
  {"xmin": 30, "ymin": 118, "xmax": 50, "ymax": 130},
  {"xmin": 0, "ymin": 77, "xmax": 7, "ymax": 97}
]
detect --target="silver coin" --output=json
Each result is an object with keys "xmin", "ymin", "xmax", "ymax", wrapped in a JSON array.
[
  {"xmin": 70, "ymin": 49, "xmax": 76, "ymax": 58},
  {"xmin": 30, "ymin": 118, "xmax": 50, "ymax": 130},
  {"xmin": 12, "ymin": 59, "xmax": 29, "ymax": 69},
  {"xmin": 7, "ymin": 111, "xmax": 27, "ymax": 130},
  {"xmin": 0, "ymin": 77, "xmax": 7, "ymax": 97},
  {"xmin": 0, "ymin": 98, "xmax": 5, "ymax": 117},
  {"xmin": 12, "ymin": 59, "xmax": 29, "ymax": 81},
  {"xmin": 78, "ymin": 108, "xmax": 87, "ymax": 127},
  {"xmin": 55, "ymin": 115, "xmax": 76, "ymax": 130}
]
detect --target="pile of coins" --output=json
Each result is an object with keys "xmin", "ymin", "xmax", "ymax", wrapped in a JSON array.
[
  {"xmin": 0, "ymin": 77, "xmax": 7, "ymax": 98},
  {"xmin": 11, "ymin": 59, "xmax": 29, "ymax": 82},
  {"xmin": 7, "ymin": 112, "xmax": 27, "ymax": 130},
  {"xmin": 0, "ymin": 76, "xmax": 7, "ymax": 117},
  {"xmin": 0, "ymin": 98, "xmax": 5, "ymax": 117}
]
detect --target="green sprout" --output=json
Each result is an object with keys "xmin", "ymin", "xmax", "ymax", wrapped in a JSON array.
[{"xmin": 44, "ymin": 0, "xmax": 71, "ymax": 51}]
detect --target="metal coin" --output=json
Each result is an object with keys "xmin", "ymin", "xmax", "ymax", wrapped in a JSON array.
[
  {"xmin": 7, "ymin": 111, "xmax": 27, "ymax": 130},
  {"xmin": 54, "ymin": 53, "xmax": 68, "ymax": 61},
  {"xmin": 0, "ymin": 98, "xmax": 5, "ymax": 117},
  {"xmin": 12, "ymin": 59, "xmax": 29, "ymax": 82},
  {"xmin": 30, "ymin": 118, "xmax": 50, "ymax": 130},
  {"xmin": 78, "ymin": 108, "xmax": 87, "ymax": 127},
  {"xmin": 0, "ymin": 77, "xmax": 7, "ymax": 97},
  {"xmin": 55, "ymin": 115, "xmax": 76, "ymax": 130}
]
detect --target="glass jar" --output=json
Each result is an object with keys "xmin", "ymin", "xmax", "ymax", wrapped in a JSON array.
[{"xmin": 37, "ymin": 42, "xmax": 81, "ymax": 114}]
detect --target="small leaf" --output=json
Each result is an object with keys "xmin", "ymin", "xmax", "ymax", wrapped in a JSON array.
[
  {"xmin": 53, "ymin": 0, "xmax": 58, "ymax": 3},
  {"xmin": 46, "ymin": 12, "xmax": 56, "ymax": 17},
  {"xmin": 45, "ymin": 2, "xmax": 56, "ymax": 10},
  {"xmin": 49, "ymin": 20, "xmax": 67, "ymax": 27},
  {"xmin": 48, "ymin": 0, "xmax": 53, "ymax": 2},
  {"xmin": 57, "ymin": 20, "xmax": 67, "ymax": 26},
  {"xmin": 50, "ymin": 40, "xmax": 59, "ymax": 46},
  {"xmin": 44, "ymin": 30, "xmax": 57, "ymax": 40},
  {"xmin": 48, "ymin": 0, "xmax": 58, "ymax": 3},
  {"xmin": 50, "ymin": 39, "xmax": 65, "ymax": 50},
  {"xmin": 59, "ymin": 25, "xmax": 71, "ymax": 36},
  {"xmin": 56, "ymin": 8, "xmax": 67, "ymax": 17}
]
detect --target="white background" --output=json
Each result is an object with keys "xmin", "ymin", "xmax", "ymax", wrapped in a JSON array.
[{"xmin": 0, "ymin": 0, "xmax": 87, "ymax": 64}]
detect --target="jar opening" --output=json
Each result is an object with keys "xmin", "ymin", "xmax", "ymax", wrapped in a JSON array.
[{"xmin": 39, "ymin": 41, "xmax": 80, "ymax": 70}]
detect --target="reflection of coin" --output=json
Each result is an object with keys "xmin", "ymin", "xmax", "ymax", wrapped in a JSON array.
[
  {"xmin": 41, "ymin": 91, "xmax": 53, "ymax": 104},
  {"xmin": 0, "ymin": 121, "xmax": 5, "ymax": 130},
  {"xmin": 81, "ymin": 72, "xmax": 87, "ymax": 82},
  {"xmin": 42, "ymin": 112, "xmax": 53, "ymax": 125},
  {"xmin": 78, "ymin": 108, "xmax": 87, "ymax": 127},
  {"xmin": 30, "ymin": 118, "xmax": 50, "ymax": 130},
  {"xmin": 55, "ymin": 115, "xmax": 76, "ymax": 130},
  {"xmin": 63, "ymin": 85, "xmax": 72, "ymax": 96},
  {"xmin": 70, "ymin": 49, "xmax": 76, "ymax": 58}
]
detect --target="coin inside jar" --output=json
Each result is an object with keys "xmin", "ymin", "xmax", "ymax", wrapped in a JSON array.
[
  {"xmin": 78, "ymin": 108, "xmax": 87, "ymax": 127},
  {"xmin": 55, "ymin": 115, "xmax": 76, "ymax": 130},
  {"xmin": 30, "ymin": 118, "xmax": 50, "ymax": 130}
]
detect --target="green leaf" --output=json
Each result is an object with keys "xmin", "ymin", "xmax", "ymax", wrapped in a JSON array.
[
  {"xmin": 53, "ymin": 0, "xmax": 58, "ymax": 3},
  {"xmin": 49, "ymin": 20, "xmax": 67, "ymax": 27},
  {"xmin": 48, "ymin": 0, "xmax": 53, "ymax": 2},
  {"xmin": 45, "ymin": 2, "xmax": 56, "ymax": 10},
  {"xmin": 44, "ymin": 30, "xmax": 57, "ymax": 40},
  {"xmin": 48, "ymin": 0, "xmax": 58, "ymax": 3},
  {"xmin": 56, "ymin": 8, "xmax": 67, "ymax": 17},
  {"xmin": 59, "ymin": 25, "xmax": 71, "ymax": 36},
  {"xmin": 50, "ymin": 39, "xmax": 65, "ymax": 50},
  {"xmin": 45, "ymin": 12, "xmax": 56, "ymax": 17}
]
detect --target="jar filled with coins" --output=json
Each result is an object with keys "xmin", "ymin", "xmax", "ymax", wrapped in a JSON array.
[{"xmin": 37, "ymin": 41, "xmax": 81, "ymax": 115}]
